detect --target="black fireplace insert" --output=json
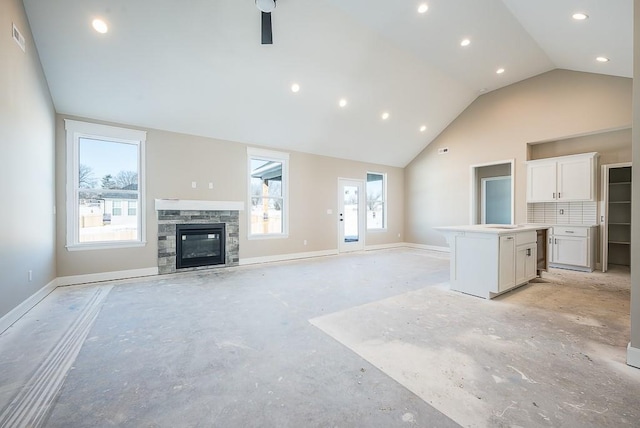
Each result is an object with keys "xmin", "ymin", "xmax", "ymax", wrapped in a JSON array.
[{"xmin": 176, "ymin": 223, "xmax": 225, "ymax": 269}]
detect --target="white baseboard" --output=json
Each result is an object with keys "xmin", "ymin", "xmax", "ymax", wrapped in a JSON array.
[
  {"xmin": 364, "ymin": 242, "xmax": 407, "ymax": 251},
  {"xmin": 0, "ymin": 279, "xmax": 58, "ymax": 334},
  {"xmin": 627, "ymin": 343, "xmax": 640, "ymax": 369},
  {"xmin": 56, "ymin": 267, "xmax": 159, "ymax": 287},
  {"xmin": 239, "ymin": 249, "xmax": 339, "ymax": 266},
  {"xmin": 403, "ymin": 243, "xmax": 450, "ymax": 253}
]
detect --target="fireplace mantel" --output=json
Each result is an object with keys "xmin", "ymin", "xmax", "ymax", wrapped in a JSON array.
[{"xmin": 154, "ymin": 199, "xmax": 245, "ymax": 211}]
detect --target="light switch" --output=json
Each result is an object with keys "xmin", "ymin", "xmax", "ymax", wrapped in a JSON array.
[
  {"xmin": 191, "ymin": 181, "xmax": 197, "ymax": 189},
  {"xmin": 209, "ymin": 182, "xmax": 213, "ymax": 189},
  {"xmin": 327, "ymin": 209, "xmax": 333, "ymax": 214}
]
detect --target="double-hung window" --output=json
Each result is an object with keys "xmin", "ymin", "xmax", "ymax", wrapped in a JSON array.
[
  {"xmin": 366, "ymin": 172, "xmax": 387, "ymax": 230},
  {"xmin": 65, "ymin": 120, "xmax": 146, "ymax": 249},
  {"xmin": 248, "ymin": 147, "xmax": 289, "ymax": 238}
]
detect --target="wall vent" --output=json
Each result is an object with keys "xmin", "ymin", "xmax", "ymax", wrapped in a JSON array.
[
  {"xmin": 438, "ymin": 147, "xmax": 449, "ymax": 154},
  {"xmin": 12, "ymin": 23, "xmax": 26, "ymax": 52}
]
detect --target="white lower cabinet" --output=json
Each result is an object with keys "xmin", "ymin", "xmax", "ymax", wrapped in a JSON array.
[
  {"xmin": 498, "ymin": 235, "xmax": 516, "ymax": 292},
  {"xmin": 443, "ymin": 228, "xmax": 540, "ymax": 299},
  {"xmin": 548, "ymin": 226, "xmax": 596, "ymax": 272}
]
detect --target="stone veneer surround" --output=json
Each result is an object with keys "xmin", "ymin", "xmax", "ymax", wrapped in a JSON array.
[{"xmin": 157, "ymin": 210, "xmax": 239, "ymax": 274}]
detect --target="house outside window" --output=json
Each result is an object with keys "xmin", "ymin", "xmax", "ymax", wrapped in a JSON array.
[
  {"xmin": 366, "ymin": 172, "xmax": 386, "ymax": 230},
  {"xmin": 65, "ymin": 120, "xmax": 146, "ymax": 250},
  {"xmin": 248, "ymin": 147, "xmax": 289, "ymax": 238}
]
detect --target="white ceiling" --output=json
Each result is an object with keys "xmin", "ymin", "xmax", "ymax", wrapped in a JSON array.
[{"xmin": 22, "ymin": 0, "xmax": 632, "ymax": 167}]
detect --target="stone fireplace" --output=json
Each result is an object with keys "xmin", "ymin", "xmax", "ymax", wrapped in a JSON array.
[{"xmin": 155, "ymin": 200, "xmax": 243, "ymax": 274}]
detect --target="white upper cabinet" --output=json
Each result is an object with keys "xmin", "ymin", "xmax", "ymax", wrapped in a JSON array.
[{"xmin": 526, "ymin": 152, "xmax": 598, "ymax": 203}]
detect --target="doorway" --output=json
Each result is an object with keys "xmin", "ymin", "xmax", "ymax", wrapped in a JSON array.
[
  {"xmin": 471, "ymin": 160, "xmax": 515, "ymax": 225},
  {"xmin": 338, "ymin": 178, "xmax": 365, "ymax": 253},
  {"xmin": 601, "ymin": 162, "xmax": 632, "ymax": 272}
]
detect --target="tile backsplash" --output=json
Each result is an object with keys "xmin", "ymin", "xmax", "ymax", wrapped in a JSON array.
[{"xmin": 527, "ymin": 201, "xmax": 597, "ymax": 225}]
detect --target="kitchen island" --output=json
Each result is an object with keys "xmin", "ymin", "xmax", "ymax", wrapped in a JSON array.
[{"xmin": 436, "ymin": 224, "xmax": 549, "ymax": 299}]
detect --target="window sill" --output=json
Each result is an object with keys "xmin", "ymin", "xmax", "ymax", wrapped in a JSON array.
[
  {"xmin": 66, "ymin": 241, "xmax": 147, "ymax": 252},
  {"xmin": 247, "ymin": 234, "xmax": 289, "ymax": 241}
]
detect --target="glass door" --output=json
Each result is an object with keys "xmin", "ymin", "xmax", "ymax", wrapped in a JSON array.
[{"xmin": 338, "ymin": 179, "xmax": 365, "ymax": 252}]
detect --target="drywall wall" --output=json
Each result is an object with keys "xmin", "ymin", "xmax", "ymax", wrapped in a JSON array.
[
  {"xmin": 0, "ymin": 0, "xmax": 56, "ymax": 318},
  {"xmin": 55, "ymin": 115, "xmax": 404, "ymax": 277},
  {"xmin": 629, "ymin": 0, "xmax": 640, "ymax": 363},
  {"xmin": 405, "ymin": 69, "xmax": 632, "ymax": 248}
]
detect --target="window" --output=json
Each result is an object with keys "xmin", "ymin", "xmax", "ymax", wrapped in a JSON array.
[
  {"xmin": 65, "ymin": 120, "xmax": 146, "ymax": 249},
  {"xmin": 366, "ymin": 172, "xmax": 386, "ymax": 229},
  {"xmin": 248, "ymin": 147, "xmax": 289, "ymax": 238},
  {"xmin": 112, "ymin": 201, "xmax": 122, "ymax": 216},
  {"xmin": 128, "ymin": 201, "xmax": 137, "ymax": 216}
]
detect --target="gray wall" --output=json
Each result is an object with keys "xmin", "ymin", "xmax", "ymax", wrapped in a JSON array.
[
  {"xmin": 55, "ymin": 115, "xmax": 404, "ymax": 277},
  {"xmin": 0, "ymin": 0, "xmax": 56, "ymax": 318},
  {"xmin": 405, "ymin": 69, "xmax": 632, "ymax": 248}
]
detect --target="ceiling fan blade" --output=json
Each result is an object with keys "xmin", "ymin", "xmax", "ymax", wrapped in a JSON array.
[{"xmin": 261, "ymin": 11, "xmax": 273, "ymax": 45}]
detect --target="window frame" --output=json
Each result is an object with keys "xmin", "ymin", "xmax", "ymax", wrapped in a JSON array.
[
  {"xmin": 366, "ymin": 171, "xmax": 387, "ymax": 231},
  {"xmin": 247, "ymin": 147, "xmax": 289, "ymax": 240},
  {"xmin": 65, "ymin": 119, "xmax": 147, "ymax": 251}
]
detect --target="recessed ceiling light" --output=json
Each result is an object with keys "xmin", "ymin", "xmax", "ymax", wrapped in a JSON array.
[
  {"xmin": 460, "ymin": 39, "xmax": 471, "ymax": 47},
  {"xmin": 420, "ymin": 125, "xmax": 427, "ymax": 132},
  {"xmin": 496, "ymin": 68, "xmax": 505, "ymax": 74},
  {"xmin": 291, "ymin": 83, "xmax": 300, "ymax": 93},
  {"xmin": 339, "ymin": 98, "xmax": 348, "ymax": 108},
  {"xmin": 92, "ymin": 18, "xmax": 108, "ymax": 34},
  {"xmin": 596, "ymin": 56, "xmax": 610, "ymax": 63},
  {"xmin": 381, "ymin": 112, "xmax": 390, "ymax": 120},
  {"xmin": 417, "ymin": 4, "xmax": 428, "ymax": 14},
  {"xmin": 572, "ymin": 12, "xmax": 589, "ymax": 20}
]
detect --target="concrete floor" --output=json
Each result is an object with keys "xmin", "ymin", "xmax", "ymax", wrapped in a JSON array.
[{"xmin": 0, "ymin": 248, "xmax": 637, "ymax": 427}]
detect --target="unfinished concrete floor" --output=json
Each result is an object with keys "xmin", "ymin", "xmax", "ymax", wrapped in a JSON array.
[{"xmin": 0, "ymin": 248, "xmax": 638, "ymax": 427}]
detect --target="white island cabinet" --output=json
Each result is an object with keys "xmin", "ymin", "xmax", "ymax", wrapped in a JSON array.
[{"xmin": 436, "ymin": 225, "xmax": 546, "ymax": 299}]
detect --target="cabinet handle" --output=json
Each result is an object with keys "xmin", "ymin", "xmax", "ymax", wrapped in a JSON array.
[
  {"xmin": 506, "ymin": 237, "xmax": 513, "ymax": 240},
  {"xmin": 565, "ymin": 230, "xmax": 574, "ymax": 234},
  {"xmin": 549, "ymin": 238, "xmax": 552, "ymax": 244},
  {"xmin": 558, "ymin": 192, "xmax": 561, "ymax": 199},
  {"xmin": 526, "ymin": 248, "xmax": 531, "ymax": 256},
  {"xmin": 553, "ymin": 192, "xmax": 556, "ymax": 199},
  {"xmin": 554, "ymin": 238, "xmax": 557, "ymax": 244}
]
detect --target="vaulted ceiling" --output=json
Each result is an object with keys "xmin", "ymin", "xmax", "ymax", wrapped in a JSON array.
[{"xmin": 23, "ymin": 0, "xmax": 632, "ymax": 167}]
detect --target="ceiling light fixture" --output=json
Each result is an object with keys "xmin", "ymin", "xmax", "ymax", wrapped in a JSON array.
[
  {"xmin": 339, "ymin": 98, "xmax": 348, "ymax": 108},
  {"xmin": 496, "ymin": 68, "xmax": 505, "ymax": 74},
  {"xmin": 92, "ymin": 18, "xmax": 108, "ymax": 34},
  {"xmin": 291, "ymin": 83, "xmax": 300, "ymax": 93},
  {"xmin": 460, "ymin": 39, "xmax": 471, "ymax": 47},
  {"xmin": 256, "ymin": 0, "xmax": 276, "ymax": 13},
  {"xmin": 572, "ymin": 12, "xmax": 589, "ymax": 20},
  {"xmin": 596, "ymin": 56, "xmax": 610, "ymax": 62},
  {"xmin": 420, "ymin": 125, "xmax": 427, "ymax": 132},
  {"xmin": 381, "ymin": 112, "xmax": 390, "ymax": 120},
  {"xmin": 417, "ymin": 4, "xmax": 429, "ymax": 14}
]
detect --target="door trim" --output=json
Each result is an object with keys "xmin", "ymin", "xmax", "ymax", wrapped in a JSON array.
[{"xmin": 470, "ymin": 159, "xmax": 515, "ymax": 225}]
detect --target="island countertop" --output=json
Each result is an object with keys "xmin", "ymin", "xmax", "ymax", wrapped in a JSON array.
[{"xmin": 434, "ymin": 224, "xmax": 550, "ymax": 235}]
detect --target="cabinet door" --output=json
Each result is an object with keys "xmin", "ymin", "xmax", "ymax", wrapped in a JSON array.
[
  {"xmin": 527, "ymin": 162, "xmax": 557, "ymax": 202},
  {"xmin": 515, "ymin": 245, "xmax": 537, "ymax": 285},
  {"xmin": 552, "ymin": 236, "xmax": 588, "ymax": 266},
  {"xmin": 557, "ymin": 156, "xmax": 593, "ymax": 201},
  {"xmin": 499, "ymin": 235, "xmax": 516, "ymax": 291}
]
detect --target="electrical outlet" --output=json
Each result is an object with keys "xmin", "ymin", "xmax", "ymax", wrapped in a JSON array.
[
  {"xmin": 191, "ymin": 181, "xmax": 197, "ymax": 189},
  {"xmin": 303, "ymin": 240, "xmax": 307, "ymax": 246},
  {"xmin": 209, "ymin": 182, "xmax": 213, "ymax": 189},
  {"xmin": 28, "ymin": 270, "xmax": 32, "ymax": 282}
]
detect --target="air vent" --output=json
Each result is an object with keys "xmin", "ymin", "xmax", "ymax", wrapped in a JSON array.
[
  {"xmin": 12, "ymin": 23, "xmax": 25, "ymax": 52},
  {"xmin": 438, "ymin": 147, "xmax": 449, "ymax": 154}
]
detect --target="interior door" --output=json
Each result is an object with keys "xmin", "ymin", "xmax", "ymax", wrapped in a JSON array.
[
  {"xmin": 338, "ymin": 179, "xmax": 365, "ymax": 253},
  {"xmin": 481, "ymin": 176, "xmax": 511, "ymax": 224}
]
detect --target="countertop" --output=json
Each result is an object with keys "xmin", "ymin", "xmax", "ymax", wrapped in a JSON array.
[{"xmin": 435, "ymin": 224, "xmax": 550, "ymax": 235}]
